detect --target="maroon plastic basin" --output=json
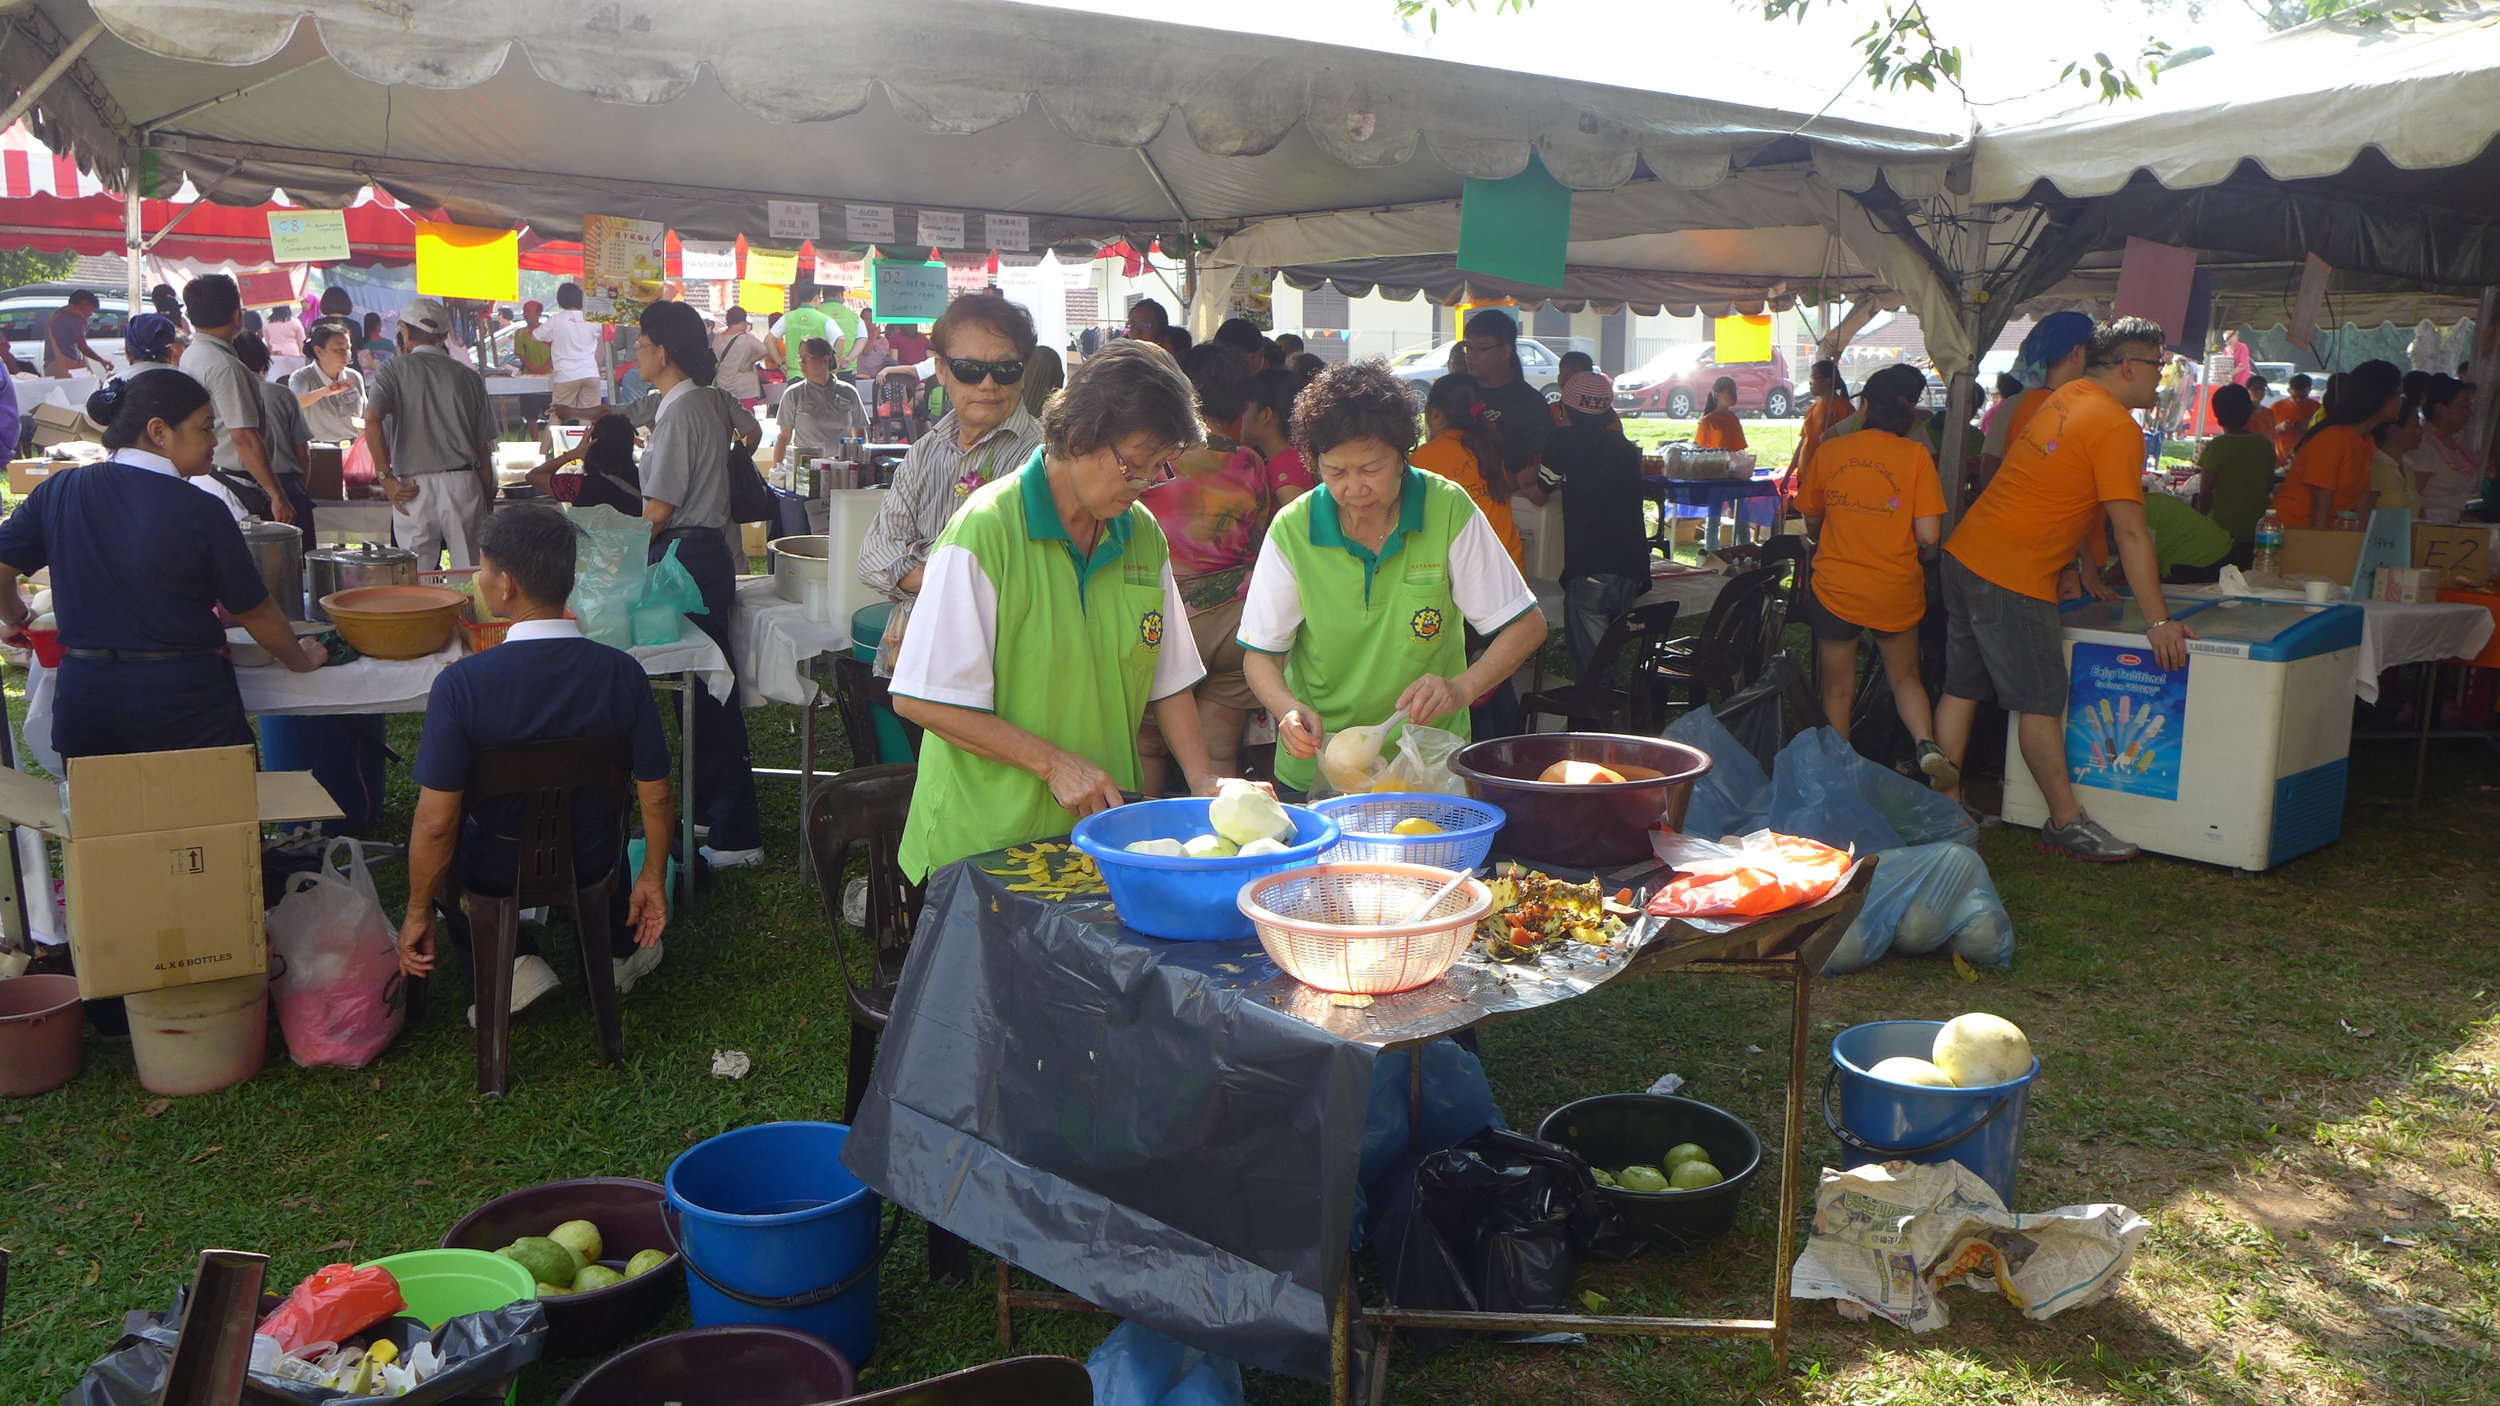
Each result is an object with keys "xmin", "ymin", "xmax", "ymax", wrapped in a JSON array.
[
  {"xmin": 555, "ymin": 1325, "xmax": 856, "ymax": 1406},
  {"xmin": 441, "ymin": 1177, "xmax": 679, "ymax": 1358},
  {"xmin": 1449, "ymin": 733, "xmax": 1713, "ymax": 867},
  {"xmin": 0, "ymin": 973, "xmax": 82, "ymax": 1097}
]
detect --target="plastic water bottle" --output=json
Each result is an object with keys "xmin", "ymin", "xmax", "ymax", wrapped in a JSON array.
[
  {"xmin": 2335, "ymin": 508, "xmax": 2361, "ymax": 533},
  {"xmin": 2253, "ymin": 510, "xmax": 2284, "ymax": 575}
]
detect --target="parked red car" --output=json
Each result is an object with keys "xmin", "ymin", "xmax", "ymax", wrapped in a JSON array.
[{"xmin": 1613, "ymin": 343, "xmax": 1798, "ymax": 419}]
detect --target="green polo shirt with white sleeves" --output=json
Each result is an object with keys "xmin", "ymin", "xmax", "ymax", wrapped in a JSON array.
[
  {"xmin": 1238, "ymin": 466, "xmax": 1543, "ymax": 794},
  {"xmin": 891, "ymin": 448, "xmax": 1205, "ymax": 881}
]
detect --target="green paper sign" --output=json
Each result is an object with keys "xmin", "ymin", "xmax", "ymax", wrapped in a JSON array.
[
  {"xmin": 1457, "ymin": 152, "xmax": 1572, "ymax": 291},
  {"xmin": 871, "ymin": 259, "xmax": 949, "ymax": 325}
]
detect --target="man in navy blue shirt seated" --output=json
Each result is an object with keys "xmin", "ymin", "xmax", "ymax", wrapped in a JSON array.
[{"xmin": 395, "ymin": 503, "xmax": 675, "ymax": 1021}]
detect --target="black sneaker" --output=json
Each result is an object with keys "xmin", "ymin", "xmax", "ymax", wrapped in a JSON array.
[
  {"xmin": 2038, "ymin": 814, "xmax": 2140, "ymax": 862},
  {"xmin": 1916, "ymin": 740, "xmax": 1960, "ymax": 789}
]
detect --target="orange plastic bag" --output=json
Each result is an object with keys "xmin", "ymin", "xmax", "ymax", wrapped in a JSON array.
[
  {"xmin": 1646, "ymin": 830, "xmax": 1852, "ymax": 918},
  {"xmin": 256, "ymin": 1263, "xmax": 404, "ymax": 1353}
]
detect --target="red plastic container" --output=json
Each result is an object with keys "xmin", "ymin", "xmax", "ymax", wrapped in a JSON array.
[
  {"xmin": 19, "ymin": 627, "xmax": 62, "ymax": 667},
  {"xmin": 0, "ymin": 973, "xmax": 82, "ymax": 1097},
  {"xmin": 1449, "ymin": 733, "xmax": 1712, "ymax": 868}
]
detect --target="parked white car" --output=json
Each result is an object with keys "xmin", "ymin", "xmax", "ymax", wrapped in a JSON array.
[{"xmin": 0, "ymin": 283, "xmax": 133, "ymax": 375}]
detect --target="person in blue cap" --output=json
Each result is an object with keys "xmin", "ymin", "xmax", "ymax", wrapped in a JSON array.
[{"xmin": 1976, "ymin": 311, "xmax": 2096, "ymax": 485}]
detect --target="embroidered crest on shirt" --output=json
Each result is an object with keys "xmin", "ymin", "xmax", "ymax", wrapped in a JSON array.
[
  {"xmin": 1140, "ymin": 609, "xmax": 1165, "ymax": 650},
  {"xmin": 1409, "ymin": 607, "xmax": 1444, "ymax": 643}
]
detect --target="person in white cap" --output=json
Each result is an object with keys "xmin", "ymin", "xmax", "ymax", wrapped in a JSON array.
[{"xmin": 364, "ymin": 297, "xmax": 495, "ymax": 569}]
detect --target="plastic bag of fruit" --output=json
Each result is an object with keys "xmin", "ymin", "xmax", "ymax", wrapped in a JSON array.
[{"xmin": 1645, "ymin": 829, "xmax": 1853, "ymax": 918}]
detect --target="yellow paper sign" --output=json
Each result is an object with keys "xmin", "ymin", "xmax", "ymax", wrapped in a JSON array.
[
  {"xmin": 414, "ymin": 222, "xmax": 519, "ymax": 302},
  {"xmin": 744, "ymin": 246, "xmax": 800, "ymax": 285},
  {"xmin": 266, "ymin": 209, "xmax": 349, "ymax": 263},
  {"xmin": 1713, "ymin": 314, "xmax": 1773, "ymax": 366},
  {"xmin": 736, "ymin": 280, "xmax": 787, "ymax": 316}
]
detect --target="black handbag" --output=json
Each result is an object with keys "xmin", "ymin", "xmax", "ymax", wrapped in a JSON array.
[{"xmin": 726, "ymin": 439, "xmax": 775, "ymax": 524}]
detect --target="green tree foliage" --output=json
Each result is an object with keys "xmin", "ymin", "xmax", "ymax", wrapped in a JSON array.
[{"xmin": 0, "ymin": 248, "xmax": 77, "ymax": 289}]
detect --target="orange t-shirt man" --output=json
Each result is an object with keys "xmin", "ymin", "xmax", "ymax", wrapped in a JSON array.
[
  {"xmin": 1797, "ymin": 430, "xmax": 1946, "ymax": 633},
  {"xmin": 1694, "ymin": 407, "xmax": 1747, "ymax": 451},
  {"xmin": 1946, "ymin": 379, "xmax": 2148, "ymax": 601},
  {"xmin": 2269, "ymin": 423, "xmax": 2374, "ymax": 527},
  {"xmin": 2270, "ymin": 394, "xmax": 2319, "ymax": 465}
]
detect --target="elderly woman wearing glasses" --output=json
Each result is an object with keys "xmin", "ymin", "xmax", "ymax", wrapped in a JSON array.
[
  {"xmin": 891, "ymin": 341, "xmax": 1221, "ymax": 881},
  {"xmin": 1240, "ymin": 360, "xmax": 1549, "ymax": 797},
  {"xmin": 857, "ymin": 293, "xmax": 1050, "ymax": 669}
]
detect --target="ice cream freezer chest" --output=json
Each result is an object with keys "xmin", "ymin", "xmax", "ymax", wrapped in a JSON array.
[{"xmin": 2001, "ymin": 596, "xmax": 2363, "ymax": 870}]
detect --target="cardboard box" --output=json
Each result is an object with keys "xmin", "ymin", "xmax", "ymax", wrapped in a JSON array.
[
  {"xmin": 2377, "ymin": 566, "xmax": 2442, "ymax": 603},
  {"xmin": 27, "ymin": 400, "xmax": 98, "ymax": 449},
  {"xmin": 2278, "ymin": 525, "xmax": 2363, "ymax": 583},
  {"xmin": 0, "ymin": 746, "xmax": 343, "ymax": 999},
  {"xmin": 2412, "ymin": 522, "xmax": 2500, "ymax": 587},
  {"xmin": 8, "ymin": 457, "xmax": 56, "ymax": 494}
]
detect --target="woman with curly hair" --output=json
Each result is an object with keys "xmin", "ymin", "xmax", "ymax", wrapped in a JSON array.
[{"xmin": 1237, "ymin": 359, "xmax": 1548, "ymax": 795}]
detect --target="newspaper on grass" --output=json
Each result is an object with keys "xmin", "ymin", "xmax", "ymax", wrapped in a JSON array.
[{"xmin": 1789, "ymin": 1160, "xmax": 2149, "ymax": 1332}]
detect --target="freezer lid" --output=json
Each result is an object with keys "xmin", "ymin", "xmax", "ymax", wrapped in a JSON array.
[
  {"xmin": 2058, "ymin": 593, "xmax": 2213, "ymax": 638},
  {"xmin": 2182, "ymin": 599, "xmax": 2364, "ymax": 659}
]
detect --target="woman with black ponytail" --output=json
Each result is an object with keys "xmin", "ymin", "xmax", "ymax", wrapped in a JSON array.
[{"xmin": 0, "ymin": 372, "xmax": 321, "ymax": 758}]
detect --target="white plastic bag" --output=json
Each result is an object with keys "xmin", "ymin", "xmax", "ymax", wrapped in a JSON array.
[{"xmin": 267, "ymin": 838, "xmax": 407, "ymax": 1069}]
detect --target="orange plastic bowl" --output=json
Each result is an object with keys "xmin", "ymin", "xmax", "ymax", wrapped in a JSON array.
[{"xmin": 320, "ymin": 584, "xmax": 467, "ymax": 659}]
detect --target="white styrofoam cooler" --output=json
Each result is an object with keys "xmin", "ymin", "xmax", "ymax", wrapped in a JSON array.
[{"xmin": 2001, "ymin": 594, "xmax": 2363, "ymax": 870}]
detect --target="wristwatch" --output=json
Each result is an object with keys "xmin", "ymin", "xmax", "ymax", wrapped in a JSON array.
[{"xmin": 2145, "ymin": 617, "xmax": 2174, "ymax": 630}]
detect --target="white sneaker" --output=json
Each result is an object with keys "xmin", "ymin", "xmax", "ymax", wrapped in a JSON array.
[
  {"xmin": 612, "ymin": 940, "xmax": 664, "ymax": 996},
  {"xmin": 467, "ymin": 954, "xmax": 562, "ymax": 1028},
  {"xmin": 700, "ymin": 844, "xmax": 766, "ymax": 870}
]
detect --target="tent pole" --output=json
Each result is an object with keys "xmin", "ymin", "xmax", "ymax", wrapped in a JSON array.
[
  {"xmin": 124, "ymin": 177, "xmax": 143, "ymax": 318},
  {"xmin": 2463, "ymin": 288, "xmax": 2500, "ymax": 494},
  {"xmin": 0, "ymin": 19, "xmax": 103, "ymax": 134}
]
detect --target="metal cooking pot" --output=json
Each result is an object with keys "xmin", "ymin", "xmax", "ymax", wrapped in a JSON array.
[
  {"xmin": 767, "ymin": 535, "xmax": 830, "ymax": 604},
  {"xmin": 238, "ymin": 517, "xmax": 305, "ymax": 622},
  {"xmin": 304, "ymin": 542, "xmax": 418, "ymax": 622}
]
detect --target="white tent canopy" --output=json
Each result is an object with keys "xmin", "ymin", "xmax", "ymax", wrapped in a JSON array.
[{"xmin": 0, "ymin": 0, "xmax": 1967, "ymax": 241}]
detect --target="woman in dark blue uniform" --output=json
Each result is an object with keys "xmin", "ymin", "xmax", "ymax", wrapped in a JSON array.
[{"xmin": 0, "ymin": 372, "xmax": 324, "ymax": 758}]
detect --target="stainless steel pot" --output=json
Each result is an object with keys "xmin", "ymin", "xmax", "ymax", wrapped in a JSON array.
[
  {"xmin": 238, "ymin": 517, "xmax": 305, "ymax": 622},
  {"xmin": 305, "ymin": 542, "xmax": 418, "ymax": 622},
  {"xmin": 767, "ymin": 535, "xmax": 830, "ymax": 604}
]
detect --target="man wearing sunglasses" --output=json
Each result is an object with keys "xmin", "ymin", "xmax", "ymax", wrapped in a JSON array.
[{"xmin": 858, "ymin": 293, "xmax": 1048, "ymax": 673}]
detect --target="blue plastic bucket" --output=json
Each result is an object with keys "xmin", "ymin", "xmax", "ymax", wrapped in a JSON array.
[
  {"xmin": 663, "ymin": 1121, "xmax": 883, "ymax": 1367},
  {"xmin": 1825, "ymin": 1020, "xmax": 2038, "ymax": 1205}
]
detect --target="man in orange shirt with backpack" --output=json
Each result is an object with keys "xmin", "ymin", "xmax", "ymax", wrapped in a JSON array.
[{"xmin": 1930, "ymin": 317, "xmax": 2195, "ymax": 863}]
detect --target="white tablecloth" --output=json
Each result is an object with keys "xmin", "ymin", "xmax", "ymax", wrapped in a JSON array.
[
  {"xmin": 232, "ymin": 621, "xmax": 733, "ymax": 715},
  {"xmin": 482, "ymin": 375, "xmax": 552, "ymax": 397},
  {"xmin": 727, "ymin": 574, "xmax": 851, "ymax": 707},
  {"xmin": 2176, "ymin": 589, "xmax": 2496, "ymax": 703}
]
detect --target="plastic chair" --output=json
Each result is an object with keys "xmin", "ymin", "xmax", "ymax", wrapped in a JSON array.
[
  {"xmin": 1757, "ymin": 533, "xmax": 1810, "ymax": 638},
  {"xmin": 821, "ymin": 1355, "xmax": 1093, "ymax": 1406},
  {"xmin": 803, "ymin": 763, "xmax": 923, "ymax": 1124},
  {"xmin": 830, "ymin": 654, "xmax": 920, "ymax": 767},
  {"xmin": 1651, "ymin": 565, "xmax": 1784, "ymax": 713},
  {"xmin": 456, "ymin": 736, "xmax": 636, "ymax": 1098},
  {"xmin": 1519, "ymin": 600, "xmax": 1682, "ymax": 732}
]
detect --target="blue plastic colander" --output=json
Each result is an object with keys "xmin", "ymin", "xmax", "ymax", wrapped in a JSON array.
[{"xmin": 1310, "ymin": 793, "xmax": 1506, "ymax": 871}]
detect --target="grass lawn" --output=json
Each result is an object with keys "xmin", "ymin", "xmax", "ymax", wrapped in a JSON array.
[{"xmin": 5, "ymin": 656, "xmax": 2499, "ymax": 1403}]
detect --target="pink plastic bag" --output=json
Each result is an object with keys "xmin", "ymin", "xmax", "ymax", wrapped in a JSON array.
[{"xmin": 268, "ymin": 838, "xmax": 406, "ymax": 1069}]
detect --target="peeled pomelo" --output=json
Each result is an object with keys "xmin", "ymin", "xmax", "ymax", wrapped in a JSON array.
[
  {"xmin": 1538, "ymin": 760, "xmax": 1627, "ymax": 785},
  {"xmin": 1124, "ymin": 838, "xmax": 1188, "ymax": 857},
  {"xmin": 1931, "ymin": 1013, "xmax": 2033, "ymax": 1088},
  {"xmin": 1237, "ymin": 837, "xmax": 1291, "ymax": 856},
  {"xmin": 1183, "ymin": 833, "xmax": 1239, "ymax": 859},
  {"xmin": 1868, "ymin": 1055, "xmax": 1958, "ymax": 1088}
]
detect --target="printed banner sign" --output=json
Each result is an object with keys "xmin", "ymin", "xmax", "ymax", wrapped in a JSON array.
[
  {"xmin": 679, "ymin": 239, "xmax": 737, "ymax": 281},
  {"xmin": 846, "ymin": 205, "xmax": 896, "ymax": 242},
  {"xmin": 2066, "ymin": 642, "xmax": 2187, "ymax": 801},
  {"xmin": 917, "ymin": 210, "xmax": 965, "ymax": 250},
  {"xmin": 767, "ymin": 200, "xmax": 821, "ymax": 242},
  {"xmin": 983, "ymin": 214, "xmax": 1030, "ymax": 252},
  {"xmin": 581, "ymin": 214, "xmax": 665, "ymax": 323}
]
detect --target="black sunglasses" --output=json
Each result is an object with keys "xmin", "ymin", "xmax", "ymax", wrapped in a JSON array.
[{"xmin": 947, "ymin": 357, "xmax": 1027, "ymax": 386}]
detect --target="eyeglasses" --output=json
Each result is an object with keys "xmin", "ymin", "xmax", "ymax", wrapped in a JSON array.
[
  {"xmin": 2123, "ymin": 356, "xmax": 2165, "ymax": 371},
  {"xmin": 946, "ymin": 357, "xmax": 1027, "ymax": 386},
  {"xmin": 1112, "ymin": 444, "xmax": 1179, "ymax": 486}
]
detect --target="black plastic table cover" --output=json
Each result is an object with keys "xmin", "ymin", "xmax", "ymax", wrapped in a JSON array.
[{"xmin": 838, "ymin": 851, "xmax": 1680, "ymax": 1382}]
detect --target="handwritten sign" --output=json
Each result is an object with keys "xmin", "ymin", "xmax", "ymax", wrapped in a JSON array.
[
  {"xmin": 744, "ymin": 245, "xmax": 801, "ymax": 286},
  {"xmin": 846, "ymin": 205, "xmax": 896, "ymax": 242},
  {"xmin": 266, "ymin": 209, "xmax": 348, "ymax": 263},
  {"xmin": 916, "ymin": 210, "xmax": 965, "ymax": 250},
  {"xmin": 768, "ymin": 200, "xmax": 821, "ymax": 242},
  {"xmin": 983, "ymin": 214, "xmax": 1030, "ymax": 253},
  {"xmin": 871, "ymin": 259, "xmax": 950, "ymax": 324}
]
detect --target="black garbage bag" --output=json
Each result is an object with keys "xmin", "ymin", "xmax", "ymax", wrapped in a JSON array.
[
  {"xmin": 1370, "ymin": 1128, "xmax": 1645, "ymax": 1357},
  {"xmin": 68, "ymin": 1288, "xmax": 545, "ymax": 1406}
]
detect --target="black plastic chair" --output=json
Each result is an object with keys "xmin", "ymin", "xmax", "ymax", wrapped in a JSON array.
[
  {"xmin": 1651, "ymin": 565, "xmax": 1785, "ymax": 713},
  {"xmin": 1520, "ymin": 600, "xmax": 1682, "ymax": 733},
  {"xmin": 456, "ymin": 736, "xmax": 636, "ymax": 1098},
  {"xmin": 822, "ymin": 1355, "xmax": 1092, "ymax": 1406},
  {"xmin": 803, "ymin": 764, "xmax": 922, "ymax": 1124},
  {"xmin": 830, "ymin": 654, "xmax": 921, "ymax": 767},
  {"xmin": 1757, "ymin": 533, "xmax": 1811, "ymax": 638}
]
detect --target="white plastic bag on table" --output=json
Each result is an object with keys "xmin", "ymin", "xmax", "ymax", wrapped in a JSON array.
[
  {"xmin": 1308, "ymin": 709, "xmax": 1405, "ymax": 798},
  {"xmin": 1365, "ymin": 720, "xmax": 1468, "ymax": 796},
  {"xmin": 267, "ymin": 838, "xmax": 406, "ymax": 1069},
  {"xmin": 1820, "ymin": 842, "xmax": 2014, "ymax": 975}
]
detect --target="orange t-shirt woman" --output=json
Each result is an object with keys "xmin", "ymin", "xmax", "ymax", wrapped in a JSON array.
[
  {"xmin": 2269, "ymin": 424, "xmax": 2375, "ymax": 527},
  {"xmin": 1414, "ymin": 375, "xmax": 1523, "ymax": 569},
  {"xmin": 1693, "ymin": 376, "xmax": 1746, "ymax": 451}
]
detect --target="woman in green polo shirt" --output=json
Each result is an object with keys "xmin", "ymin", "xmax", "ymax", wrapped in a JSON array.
[
  {"xmin": 1239, "ymin": 360, "xmax": 1549, "ymax": 795},
  {"xmin": 891, "ymin": 342, "xmax": 1222, "ymax": 880}
]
